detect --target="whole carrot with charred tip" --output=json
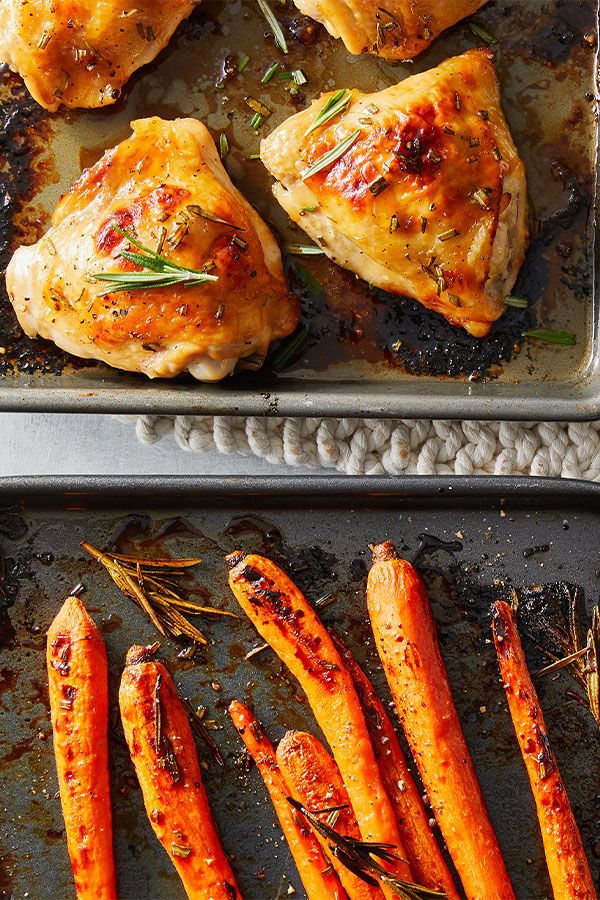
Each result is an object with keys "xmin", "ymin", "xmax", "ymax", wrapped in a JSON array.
[
  {"xmin": 46, "ymin": 593, "xmax": 117, "ymax": 900},
  {"xmin": 277, "ymin": 729, "xmax": 383, "ymax": 900},
  {"xmin": 492, "ymin": 601, "xmax": 596, "ymax": 900},
  {"xmin": 330, "ymin": 632, "xmax": 459, "ymax": 898},
  {"xmin": 228, "ymin": 701, "xmax": 345, "ymax": 900},
  {"xmin": 367, "ymin": 541, "xmax": 514, "ymax": 900},
  {"xmin": 120, "ymin": 646, "xmax": 240, "ymax": 900},
  {"xmin": 227, "ymin": 550, "xmax": 413, "ymax": 898}
]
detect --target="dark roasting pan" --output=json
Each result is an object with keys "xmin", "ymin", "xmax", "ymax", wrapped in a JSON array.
[
  {"xmin": 0, "ymin": 475, "xmax": 598, "ymax": 898},
  {"xmin": 0, "ymin": 1, "xmax": 599, "ymax": 419}
]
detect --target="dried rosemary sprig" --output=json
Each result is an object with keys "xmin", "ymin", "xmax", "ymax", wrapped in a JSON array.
[
  {"xmin": 180, "ymin": 697, "xmax": 225, "ymax": 767},
  {"xmin": 289, "ymin": 799, "xmax": 447, "ymax": 899},
  {"xmin": 82, "ymin": 542, "xmax": 237, "ymax": 647},
  {"xmin": 91, "ymin": 226, "xmax": 218, "ymax": 295},
  {"xmin": 154, "ymin": 672, "xmax": 181, "ymax": 782},
  {"xmin": 516, "ymin": 583, "xmax": 599, "ymax": 728}
]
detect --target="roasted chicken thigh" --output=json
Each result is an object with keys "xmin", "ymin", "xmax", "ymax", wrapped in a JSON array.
[
  {"xmin": 292, "ymin": 0, "xmax": 488, "ymax": 59},
  {"xmin": 6, "ymin": 117, "xmax": 298, "ymax": 380},
  {"xmin": 0, "ymin": 1, "xmax": 200, "ymax": 110},
  {"xmin": 261, "ymin": 49, "xmax": 528, "ymax": 338}
]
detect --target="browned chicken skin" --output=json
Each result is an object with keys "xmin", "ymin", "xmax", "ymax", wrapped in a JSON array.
[
  {"xmin": 6, "ymin": 117, "xmax": 298, "ymax": 380},
  {"xmin": 292, "ymin": 0, "xmax": 488, "ymax": 59},
  {"xmin": 0, "ymin": 0, "xmax": 200, "ymax": 110},
  {"xmin": 261, "ymin": 49, "xmax": 529, "ymax": 337}
]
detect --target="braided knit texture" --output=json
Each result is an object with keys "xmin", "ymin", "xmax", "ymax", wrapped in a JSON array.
[{"xmin": 131, "ymin": 417, "xmax": 600, "ymax": 479}]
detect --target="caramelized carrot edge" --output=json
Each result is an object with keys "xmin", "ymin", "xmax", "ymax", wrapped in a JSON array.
[
  {"xmin": 492, "ymin": 601, "xmax": 595, "ymax": 899},
  {"xmin": 228, "ymin": 700, "xmax": 345, "ymax": 900},
  {"xmin": 120, "ymin": 647, "xmax": 240, "ymax": 900},
  {"xmin": 47, "ymin": 594, "xmax": 117, "ymax": 900},
  {"xmin": 367, "ymin": 543, "xmax": 514, "ymax": 900}
]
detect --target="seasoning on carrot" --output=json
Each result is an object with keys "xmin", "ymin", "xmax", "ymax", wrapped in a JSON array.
[
  {"xmin": 330, "ymin": 632, "xmax": 459, "ymax": 899},
  {"xmin": 228, "ymin": 701, "xmax": 345, "ymax": 900},
  {"xmin": 367, "ymin": 541, "xmax": 515, "ymax": 900},
  {"xmin": 46, "ymin": 592, "xmax": 117, "ymax": 900},
  {"xmin": 277, "ymin": 729, "xmax": 383, "ymax": 900},
  {"xmin": 492, "ymin": 600, "xmax": 596, "ymax": 900},
  {"xmin": 227, "ymin": 551, "xmax": 418, "ymax": 900},
  {"xmin": 120, "ymin": 645, "xmax": 240, "ymax": 900}
]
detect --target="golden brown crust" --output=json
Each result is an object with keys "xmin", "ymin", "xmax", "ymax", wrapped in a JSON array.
[
  {"xmin": 0, "ymin": 0, "xmax": 200, "ymax": 110},
  {"xmin": 261, "ymin": 49, "xmax": 529, "ymax": 338}
]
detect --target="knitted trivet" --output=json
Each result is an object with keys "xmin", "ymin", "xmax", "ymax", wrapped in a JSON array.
[{"xmin": 132, "ymin": 417, "xmax": 600, "ymax": 479}]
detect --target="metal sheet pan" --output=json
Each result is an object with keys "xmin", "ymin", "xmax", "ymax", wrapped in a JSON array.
[
  {"xmin": 0, "ymin": 475, "xmax": 598, "ymax": 898},
  {"xmin": 0, "ymin": 0, "xmax": 599, "ymax": 419}
]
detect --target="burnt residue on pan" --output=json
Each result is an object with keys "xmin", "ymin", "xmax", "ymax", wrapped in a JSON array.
[
  {"xmin": 0, "ymin": 483, "xmax": 598, "ymax": 898},
  {"xmin": 0, "ymin": 0, "xmax": 597, "ymax": 385},
  {"xmin": 0, "ymin": 70, "xmax": 92, "ymax": 378}
]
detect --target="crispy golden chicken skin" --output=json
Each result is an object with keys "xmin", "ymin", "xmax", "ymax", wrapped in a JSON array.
[
  {"xmin": 0, "ymin": 1, "xmax": 200, "ymax": 110},
  {"xmin": 6, "ymin": 117, "xmax": 298, "ymax": 380},
  {"xmin": 292, "ymin": 0, "xmax": 487, "ymax": 59},
  {"xmin": 261, "ymin": 49, "xmax": 528, "ymax": 338}
]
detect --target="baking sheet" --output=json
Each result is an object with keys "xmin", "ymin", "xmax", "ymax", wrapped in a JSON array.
[
  {"xmin": 0, "ymin": 0, "xmax": 598, "ymax": 419},
  {"xmin": 0, "ymin": 475, "xmax": 598, "ymax": 899}
]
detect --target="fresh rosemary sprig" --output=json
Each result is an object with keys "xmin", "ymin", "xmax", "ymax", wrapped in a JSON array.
[
  {"xmin": 91, "ymin": 226, "xmax": 218, "ymax": 296},
  {"xmin": 82, "ymin": 542, "xmax": 237, "ymax": 647},
  {"xmin": 301, "ymin": 130, "xmax": 361, "ymax": 180},
  {"xmin": 257, "ymin": 0, "xmax": 288, "ymax": 53},
  {"xmin": 304, "ymin": 88, "xmax": 352, "ymax": 136},
  {"xmin": 289, "ymin": 799, "xmax": 447, "ymax": 899}
]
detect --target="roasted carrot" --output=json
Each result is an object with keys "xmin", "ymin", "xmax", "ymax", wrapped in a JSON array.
[
  {"xmin": 277, "ymin": 729, "xmax": 383, "ymax": 900},
  {"xmin": 228, "ymin": 701, "xmax": 345, "ymax": 900},
  {"xmin": 367, "ymin": 542, "xmax": 515, "ymax": 900},
  {"xmin": 330, "ymin": 632, "xmax": 458, "ymax": 898},
  {"xmin": 47, "ymin": 594, "xmax": 117, "ymax": 900},
  {"xmin": 120, "ymin": 646, "xmax": 240, "ymax": 900},
  {"xmin": 492, "ymin": 601, "xmax": 596, "ymax": 900},
  {"xmin": 227, "ymin": 551, "xmax": 413, "ymax": 897}
]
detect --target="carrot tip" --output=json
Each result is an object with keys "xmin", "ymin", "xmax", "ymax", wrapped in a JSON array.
[
  {"xmin": 226, "ymin": 550, "xmax": 246, "ymax": 570},
  {"xmin": 370, "ymin": 540, "xmax": 398, "ymax": 563},
  {"xmin": 125, "ymin": 644, "xmax": 158, "ymax": 666}
]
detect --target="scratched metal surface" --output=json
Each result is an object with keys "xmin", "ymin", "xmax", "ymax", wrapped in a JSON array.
[
  {"xmin": 0, "ymin": 0, "xmax": 598, "ymax": 418},
  {"xmin": 0, "ymin": 476, "xmax": 598, "ymax": 899}
]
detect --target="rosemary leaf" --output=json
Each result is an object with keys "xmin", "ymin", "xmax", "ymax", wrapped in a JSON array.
[
  {"xmin": 91, "ymin": 227, "xmax": 218, "ymax": 295},
  {"xmin": 301, "ymin": 130, "xmax": 361, "ymax": 180},
  {"xmin": 283, "ymin": 243, "xmax": 325, "ymax": 255},
  {"xmin": 270, "ymin": 323, "xmax": 311, "ymax": 370},
  {"xmin": 186, "ymin": 206, "xmax": 243, "ymax": 230},
  {"xmin": 304, "ymin": 89, "xmax": 351, "ymax": 136},
  {"xmin": 293, "ymin": 264, "xmax": 324, "ymax": 296},
  {"xmin": 503, "ymin": 295, "xmax": 528, "ymax": 309},
  {"xmin": 469, "ymin": 21, "xmax": 498, "ymax": 44},
  {"xmin": 262, "ymin": 62, "xmax": 280, "ymax": 83},
  {"xmin": 238, "ymin": 52, "xmax": 250, "ymax": 73},
  {"xmin": 257, "ymin": 0, "xmax": 288, "ymax": 53},
  {"xmin": 524, "ymin": 329, "xmax": 576, "ymax": 346}
]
